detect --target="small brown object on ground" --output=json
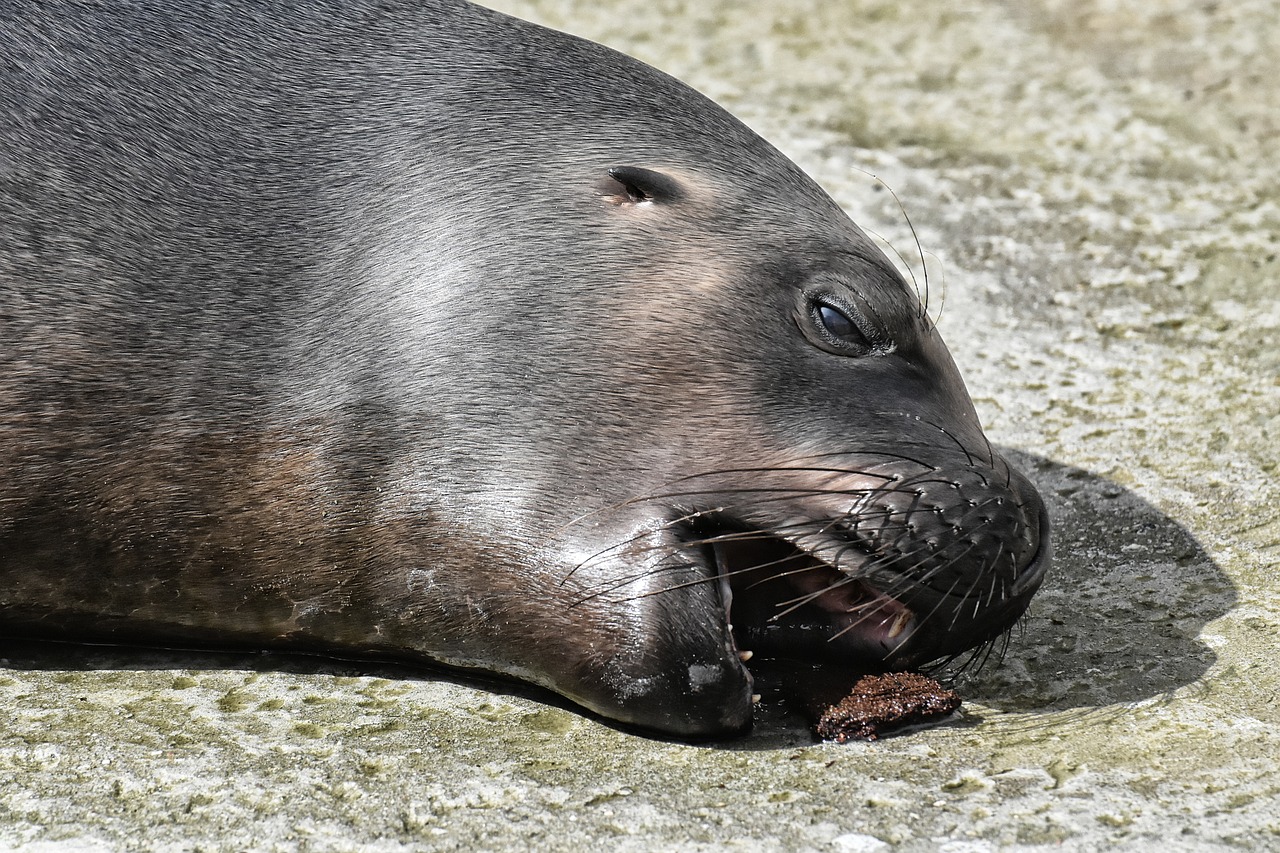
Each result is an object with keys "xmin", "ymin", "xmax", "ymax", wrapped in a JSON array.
[{"xmin": 814, "ymin": 672, "xmax": 961, "ymax": 742}]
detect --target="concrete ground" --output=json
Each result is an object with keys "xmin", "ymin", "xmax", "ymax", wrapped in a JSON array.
[{"xmin": 2, "ymin": 0, "xmax": 1277, "ymax": 850}]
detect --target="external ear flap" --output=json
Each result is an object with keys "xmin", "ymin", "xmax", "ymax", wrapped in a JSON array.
[{"xmin": 605, "ymin": 166, "xmax": 685, "ymax": 204}]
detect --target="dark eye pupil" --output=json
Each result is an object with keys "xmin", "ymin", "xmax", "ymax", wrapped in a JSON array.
[{"xmin": 818, "ymin": 304, "xmax": 858, "ymax": 339}]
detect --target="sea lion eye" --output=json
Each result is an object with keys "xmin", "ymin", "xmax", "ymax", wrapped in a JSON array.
[
  {"xmin": 809, "ymin": 299, "xmax": 875, "ymax": 353},
  {"xmin": 818, "ymin": 304, "xmax": 860, "ymax": 341}
]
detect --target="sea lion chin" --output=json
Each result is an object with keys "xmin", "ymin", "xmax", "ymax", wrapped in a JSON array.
[{"xmin": 0, "ymin": 0, "xmax": 1050, "ymax": 738}]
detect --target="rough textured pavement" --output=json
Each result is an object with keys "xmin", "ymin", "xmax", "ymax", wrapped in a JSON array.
[{"xmin": 2, "ymin": 1, "xmax": 1277, "ymax": 850}]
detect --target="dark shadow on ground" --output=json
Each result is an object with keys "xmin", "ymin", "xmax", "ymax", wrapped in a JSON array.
[
  {"xmin": 741, "ymin": 449, "xmax": 1237, "ymax": 748},
  {"xmin": 0, "ymin": 448, "xmax": 1233, "ymax": 748},
  {"xmin": 951, "ymin": 449, "xmax": 1234, "ymax": 711}
]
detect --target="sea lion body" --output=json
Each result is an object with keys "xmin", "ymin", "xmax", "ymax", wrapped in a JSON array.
[{"xmin": 0, "ymin": 0, "xmax": 1050, "ymax": 736}]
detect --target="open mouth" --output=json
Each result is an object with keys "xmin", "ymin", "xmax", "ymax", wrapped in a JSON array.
[
  {"xmin": 689, "ymin": 521, "xmax": 921, "ymax": 674},
  {"xmin": 688, "ymin": 499, "xmax": 1052, "ymax": 682}
]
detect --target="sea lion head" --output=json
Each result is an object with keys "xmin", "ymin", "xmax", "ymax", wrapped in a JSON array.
[{"xmin": 364, "ymin": 24, "xmax": 1051, "ymax": 737}]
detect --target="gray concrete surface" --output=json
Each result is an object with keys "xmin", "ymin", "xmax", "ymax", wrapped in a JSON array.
[{"xmin": 2, "ymin": 0, "xmax": 1277, "ymax": 850}]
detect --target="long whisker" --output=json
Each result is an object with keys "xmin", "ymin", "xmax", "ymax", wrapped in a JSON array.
[{"xmin": 847, "ymin": 165, "xmax": 929, "ymax": 318}]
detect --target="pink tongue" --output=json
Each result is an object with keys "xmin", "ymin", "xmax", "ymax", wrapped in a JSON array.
[{"xmin": 769, "ymin": 566, "xmax": 916, "ymax": 646}]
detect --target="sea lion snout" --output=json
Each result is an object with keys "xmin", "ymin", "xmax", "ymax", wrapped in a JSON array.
[
  {"xmin": 827, "ymin": 454, "xmax": 1051, "ymax": 665},
  {"xmin": 640, "ymin": 443, "xmax": 1051, "ymax": 695}
]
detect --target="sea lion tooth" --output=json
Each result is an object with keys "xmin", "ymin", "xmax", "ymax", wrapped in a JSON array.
[{"xmin": 887, "ymin": 611, "xmax": 913, "ymax": 640}]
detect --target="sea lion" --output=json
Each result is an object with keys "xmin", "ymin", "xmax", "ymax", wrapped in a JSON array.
[{"xmin": 0, "ymin": 0, "xmax": 1050, "ymax": 737}]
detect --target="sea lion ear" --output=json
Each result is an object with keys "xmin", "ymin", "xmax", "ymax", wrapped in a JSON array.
[{"xmin": 604, "ymin": 166, "xmax": 685, "ymax": 204}]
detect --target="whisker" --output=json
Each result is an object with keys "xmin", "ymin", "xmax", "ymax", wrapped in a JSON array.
[{"xmin": 847, "ymin": 165, "xmax": 929, "ymax": 317}]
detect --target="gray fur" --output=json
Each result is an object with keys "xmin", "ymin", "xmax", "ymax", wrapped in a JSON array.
[{"xmin": 0, "ymin": 0, "xmax": 1048, "ymax": 736}]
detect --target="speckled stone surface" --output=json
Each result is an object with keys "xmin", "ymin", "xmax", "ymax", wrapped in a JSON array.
[{"xmin": 2, "ymin": 1, "xmax": 1277, "ymax": 850}]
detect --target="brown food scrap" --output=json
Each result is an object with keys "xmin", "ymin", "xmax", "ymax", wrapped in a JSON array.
[{"xmin": 814, "ymin": 672, "xmax": 961, "ymax": 742}]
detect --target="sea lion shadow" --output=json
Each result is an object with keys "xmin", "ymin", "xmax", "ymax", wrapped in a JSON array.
[
  {"xmin": 1, "ymin": 449, "xmax": 1232, "ymax": 745},
  {"xmin": 950, "ymin": 448, "xmax": 1233, "ymax": 713}
]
